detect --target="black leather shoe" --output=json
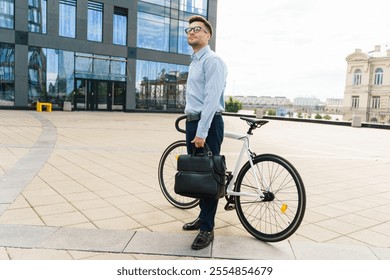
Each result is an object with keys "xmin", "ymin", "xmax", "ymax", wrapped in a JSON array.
[
  {"xmin": 191, "ymin": 230, "xmax": 214, "ymax": 250},
  {"xmin": 182, "ymin": 218, "xmax": 202, "ymax": 231}
]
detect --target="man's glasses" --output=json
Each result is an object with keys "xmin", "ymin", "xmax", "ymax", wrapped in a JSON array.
[{"xmin": 185, "ymin": 26, "xmax": 209, "ymax": 34}]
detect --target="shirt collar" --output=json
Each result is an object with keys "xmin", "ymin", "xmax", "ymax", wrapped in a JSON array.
[{"xmin": 191, "ymin": 45, "xmax": 210, "ymax": 61}]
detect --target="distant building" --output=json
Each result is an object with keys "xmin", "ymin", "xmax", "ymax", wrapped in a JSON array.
[
  {"xmin": 325, "ymin": 98, "xmax": 343, "ymax": 114},
  {"xmin": 344, "ymin": 45, "xmax": 390, "ymax": 123},
  {"xmin": 293, "ymin": 96, "xmax": 322, "ymax": 112}
]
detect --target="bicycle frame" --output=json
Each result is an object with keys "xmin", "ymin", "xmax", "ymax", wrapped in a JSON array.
[{"xmin": 224, "ymin": 131, "xmax": 265, "ymax": 199}]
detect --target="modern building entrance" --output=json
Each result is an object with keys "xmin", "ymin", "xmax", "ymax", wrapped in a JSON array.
[{"xmin": 74, "ymin": 79, "xmax": 125, "ymax": 111}]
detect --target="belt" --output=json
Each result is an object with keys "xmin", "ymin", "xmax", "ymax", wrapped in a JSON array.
[{"xmin": 186, "ymin": 112, "xmax": 222, "ymax": 122}]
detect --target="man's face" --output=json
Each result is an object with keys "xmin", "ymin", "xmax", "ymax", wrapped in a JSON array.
[{"xmin": 187, "ymin": 21, "xmax": 210, "ymax": 49}]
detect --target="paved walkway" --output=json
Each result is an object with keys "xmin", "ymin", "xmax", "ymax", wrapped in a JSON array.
[{"xmin": 0, "ymin": 110, "xmax": 389, "ymax": 260}]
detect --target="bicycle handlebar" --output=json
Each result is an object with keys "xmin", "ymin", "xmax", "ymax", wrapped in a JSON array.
[{"xmin": 175, "ymin": 115, "xmax": 187, "ymax": 134}]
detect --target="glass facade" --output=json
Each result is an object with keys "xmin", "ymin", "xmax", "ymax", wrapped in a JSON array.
[
  {"xmin": 0, "ymin": 0, "xmax": 216, "ymax": 111},
  {"xmin": 137, "ymin": 0, "xmax": 208, "ymax": 55},
  {"xmin": 0, "ymin": 43, "xmax": 15, "ymax": 106},
  {"xmin": 134, "ymin": 0, "xmax": 209, "ymax": 109}
]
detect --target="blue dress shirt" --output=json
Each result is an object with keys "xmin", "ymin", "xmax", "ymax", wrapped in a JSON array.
[{"xmin": 184, "ymin": 45, "xmax": 227, "ymax": 139}]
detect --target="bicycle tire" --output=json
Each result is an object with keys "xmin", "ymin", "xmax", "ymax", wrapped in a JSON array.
[
  {"xmin": 234, "ymin": 154, "xmax": 306, "ymax": 242},
  {"xmin": 158, "ymin": 140, "xmax": 199, "ymax": 209}
]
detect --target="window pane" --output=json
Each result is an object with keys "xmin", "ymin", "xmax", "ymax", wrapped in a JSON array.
[
  {"xmin": 180, "ymin": 0, "xmax": 208, "ymax": 16},
  {"xmin": 178, "ymin": 20, "xmax": 192, "ymax": 54},
  {"xmin": 93, "ymin": 55, "xmax": 109, "ymax": 76},
  {"xmin": 58, "ymin": 50, "xmax": 75, "ymax": 100},
  {"xmin": 111, "ymin": 58, "xmax": 126, "ymax": 76},
  {"xmin": 28, "ymin": 47, "xmax": 46, "ymax": 103},
  {"xmin": 88, "ymin": 1, "xmax": 103, "ymax": 42},
  {"xmin": 75, "ymin": 53, "xmax": 93, "ymax": 74},
  {"xmin": 28, "ymin": 0, "xmax": 47, "ymax": 33},
  {"xmin": 136, "ymin": 59, "xmax": 188, "ymax": 109},
  {"xmin": 137, "ymin": 12, "xmax": 169, "ymax": 51},
  {"xmin": 374, "ymin": 68, "xmax": 383, "ymax": 85},
  {"xmin": 353, "ymin": 69, "xmax": 362, "ymax": 85},
  {"xmin": 46, "ymin": 48, "xmax": 58, "ymax": 101},
  {"xmin": 0, "ymin": 43, "xmax": 15, "ymax": 106},
  {"xmin": 59, "ymin": 0, "xmax": 76, "ymax": 38},
  {"xmin": 113, "ymin": 7, "xmax": 127, "ymax": 45},
  {"xmin": 141, "ymin": 0, "xmax": 170, "ymax": 7},
  {"xmin": 0, "ymin": 0, "xmax": 14, "ymax": 29}
]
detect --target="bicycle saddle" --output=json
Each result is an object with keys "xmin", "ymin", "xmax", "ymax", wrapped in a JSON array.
[{"xmin": 240, "ymin": 117, "xmax": 269, "ymax": 134}]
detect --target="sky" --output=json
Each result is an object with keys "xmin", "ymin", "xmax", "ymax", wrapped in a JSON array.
[{"xmin": 215, "ymin": 0, "xmax": 390, "ymax": 101}]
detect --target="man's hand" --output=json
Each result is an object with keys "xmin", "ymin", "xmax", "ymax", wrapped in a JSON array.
[{"xmin": 191, "ymin": 136, "xmax": 206, "ymax": 148}]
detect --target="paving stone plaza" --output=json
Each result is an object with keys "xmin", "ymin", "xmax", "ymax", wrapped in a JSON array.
[{"xmin": 0, "ymin": 110, "xmax": 389, "ymax": 260}]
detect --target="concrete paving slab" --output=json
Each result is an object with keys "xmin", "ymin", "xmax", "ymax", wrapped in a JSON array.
[
  {"xmin": 0, "ymin": 188, "xmax": 21, "ymax": 205},
  {"xmin": 6, "ymin": 247, "xmax": 73, "ymax": 260},
  {"xmin": 0, "ymin": 204, "xmax": 8, "ymax": 214},
  {"xmin": 212, "ymin": 235, "xmax": 295, "ymax": 260},
  {"xmin": 0, "ymin": 224, "xmax": 58, "ymax": 248},
  {"xmin": 290, "ymin": 240, "xmax": 378, "ymax": 260},
  {"xmin": 0, "ymin": 247, "xmax": 9, "ymax": 260},
  {"xmin": 124, "ymin": 231, "xmax": 211, "ymax": 258},
  {"xmin": 369, "ymin": 247, "xmax": 390, "ymax": 260},
  {"xmin": 41, "ymin": 227, "xmax": 135, "ymax": 253}
]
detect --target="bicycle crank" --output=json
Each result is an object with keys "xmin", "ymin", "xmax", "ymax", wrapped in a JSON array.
[{"xmin": 224, "ymin": 196, "xmax": 235, "ymax": 211}]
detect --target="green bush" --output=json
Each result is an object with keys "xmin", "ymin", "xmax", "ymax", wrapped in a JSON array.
[
  {"xmin": 267, "ymin": 109, "xmax": 276, "ymax": 116},
  {"xmin": 225, "ymin": 96, "xmax": 242, "ymax": 113},
  {"xmin": 314, "ymin": 113, "xmax": 322, "ymax": 119},
  {"xmin": 323, "ymin": 115, "xmax": 332, "ymax": 120}
]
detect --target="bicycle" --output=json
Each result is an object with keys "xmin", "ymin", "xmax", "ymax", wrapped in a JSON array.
[{"xmin": 158, "ymin": 115, "xmax": 306, "ymax": 242}]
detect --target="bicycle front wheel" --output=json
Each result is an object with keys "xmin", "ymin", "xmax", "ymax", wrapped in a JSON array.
[
  {"xmin": 158, "ymin": 140, "xmax": 199, "ymax": 209},
  {"xmin": 234, "ymin": 154, "xmax": 306, "ymax": 242}
]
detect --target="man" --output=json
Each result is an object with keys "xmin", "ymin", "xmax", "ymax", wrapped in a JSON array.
[{"xmin": 182, "ymin": 15, "xmax": 227, "ymax": 250}]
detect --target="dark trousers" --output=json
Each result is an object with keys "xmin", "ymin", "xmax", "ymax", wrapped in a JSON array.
[{"xmin": 185, "ymin": 114, "xmax": 224, "ymax": 232}]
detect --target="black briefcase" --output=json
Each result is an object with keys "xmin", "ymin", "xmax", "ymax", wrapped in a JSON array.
[{"xmin": 174, "ymin": 145, "xmax": 226, "ymax": 199}]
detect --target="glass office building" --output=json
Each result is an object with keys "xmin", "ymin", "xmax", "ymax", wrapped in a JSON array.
[{"xmin": 0, "ymin": 0, "xmax": 218, "ymax": 111}]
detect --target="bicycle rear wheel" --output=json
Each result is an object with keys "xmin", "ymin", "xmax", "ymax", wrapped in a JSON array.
[
  {"xmin": 234, "ymin": 154, "xmax": 306, "ymax": 242},
  {"xmin": 158, "ymin": 140, "xmax": 199, "ymax": 209}
]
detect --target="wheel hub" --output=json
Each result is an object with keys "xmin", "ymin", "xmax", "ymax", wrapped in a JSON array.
[{"xmin": 262, "ymin": 191, "xmax": 275, "ymax": 202}]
